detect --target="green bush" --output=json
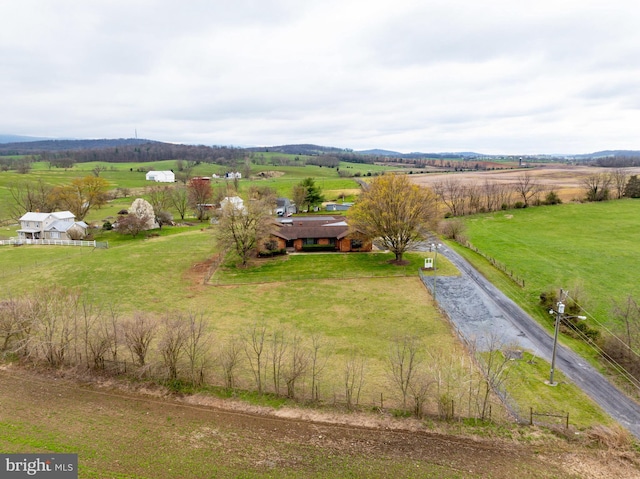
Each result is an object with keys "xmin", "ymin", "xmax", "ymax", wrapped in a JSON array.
[
  {"xmin": 301, "ymin": 244, "xmax": 337, "ymax": 252},
  {"xmin": 544, "ymin": 191, "xmax": 562, "ymax": 205},
  {"xmin": 258, "ymin": 248, "xmax": 287, "ymax": 258}
]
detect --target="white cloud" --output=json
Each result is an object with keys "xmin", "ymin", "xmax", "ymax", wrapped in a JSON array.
[{"xmin": 1, "ymin": 0, "xmax": 640, "ymax": 153}]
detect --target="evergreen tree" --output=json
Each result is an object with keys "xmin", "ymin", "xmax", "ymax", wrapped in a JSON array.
[{"xmin": 624, "ymin": 175, "xmax": 640, "ymax": 198}]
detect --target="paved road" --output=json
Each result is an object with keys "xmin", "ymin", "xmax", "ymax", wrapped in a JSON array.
[{"xmin": 419, "ymin": 244, "xmax": 640, "ymax": 439}]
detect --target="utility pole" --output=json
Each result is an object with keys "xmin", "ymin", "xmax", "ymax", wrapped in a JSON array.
[
  {"xmin": 549, "ymin": 300, "xmax": 564, "ymax": 386},
  {"xmin": 547, "ymin": 289, "xmax": 586, "ymax": 386}
]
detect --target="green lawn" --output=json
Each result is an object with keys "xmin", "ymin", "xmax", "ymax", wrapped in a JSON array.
[
  {"xmin": 0, "ymin": 227, "xmax": 614, "ymax": 428},
  {"xmin": 459, "ymin": 200, "xmax": 640, "ymax": 323},
  {"xmin": 211, "ymin": 250, "xmax": 459, "ymax": 285}
]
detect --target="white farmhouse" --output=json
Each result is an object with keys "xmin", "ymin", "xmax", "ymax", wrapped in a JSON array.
[
  {"xmin": 17, "ymin": 211, "xmax": 88, "ymax": 240},
  {"xmin": 145, "ymin": 170, "xmax": 175, "ymax": 182}
]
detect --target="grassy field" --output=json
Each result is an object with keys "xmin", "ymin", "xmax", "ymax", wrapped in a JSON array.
[
  {"xmin": 0, "ymin": 159, "xmax": 374, "ymax": 223},
  {"xmin": 458, "ymin": 199, "xmax": 640, "ymax": 323},
  {"xmin": 0, "ymin": 223, "xmax": 616, "ymax": 428},
  {"xmin": 451, "ymin": 198, "xmax": 640, "ymax": 396},
  {"xmin": 0, "ymin": 231, "xmax": 476, "ymax": 413}
]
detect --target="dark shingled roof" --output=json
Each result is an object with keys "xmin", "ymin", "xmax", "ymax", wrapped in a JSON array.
[{"xmin": 271, "ymin": 216, "xmax": 353, "ymax": 241}]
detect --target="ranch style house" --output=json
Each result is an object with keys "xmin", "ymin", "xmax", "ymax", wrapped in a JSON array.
[{"xmin": 268, "ymin": 216, "xmax": 371, "ymax": 253}]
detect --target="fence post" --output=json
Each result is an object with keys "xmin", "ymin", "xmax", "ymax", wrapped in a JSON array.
[
  {"xmin": 566, "ymin": 412, "xmax": 569, "ymax": 429},
  {"xmin": 530, "ymin": 407, "xmax": 533, "ymax": 425}
]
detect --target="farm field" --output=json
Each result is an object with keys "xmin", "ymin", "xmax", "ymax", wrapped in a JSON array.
[
  {"xmin": 410, "ymin": 164, "xmax": 640, "ymax": 202},
  {"xmin": 4, "ymin": 367, "xmax": 631, "ymax": 479}
]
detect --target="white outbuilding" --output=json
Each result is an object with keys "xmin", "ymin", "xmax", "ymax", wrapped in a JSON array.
[{"xmin": 145, "ymin": 170, "xmax": 175, "ymax": 182}]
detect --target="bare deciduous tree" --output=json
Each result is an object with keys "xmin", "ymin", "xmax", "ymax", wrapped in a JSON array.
[
  {"xmin": 122, "ymin": 313, "xmax": 157, "ymax": 367},
  {"xmin": 35, "ymin": 286, "xmax": 80, "ymax": 367},
  {"xmin": 439, "ymin": 218, "xmax": 467, "ymax": 243},
  {"xmin": 282, "ymin": 334, "xmax": 309, "ymax": 399},
  {"xmin": 269, "ymin": 329, "xmax": 287, "ymax": 395},
  {"xmin": 244, "ymin": 323, "xmax": 268, "ymax": 393},
  {"xmin": 87, "ymin": 314, "xmax": 112, "ymax": 370},
  {"xmin": 147, "ymin": 185, "xmax": 173, "ymax": 213},
  {"xmin": 8, "ymin": 179, "xmax": 55, "ymax": 219},
  {"xmin": 388, "ymin": 335, "xmax": 422, "ymax": 409},
  {"xmin": 184, "ymin": 311, "xmax": 211, "ymax": 386},
  {"xmin": 513, "ymin": 173, "xmax": 541, "ymax": 207},
  {"xmin": 470, "ymin": 335, "xmax": 512, "ymax": 420},
  {"xmin": 610, "ymin": 169, "xmax": 629, "ymax": 199},
  {"xmin": 158, "ymin": 312, "xmax": 189, "ymax": 381},
  {"xmin": 309, "ymin": 332, "xmax": 331, "ymax": 401},
  {"xmin": 433, "ymin": 178, "xmax": 467, "ymax": 217},
  {"xmin": 344, "ymin": 349, "xmax": 366, "ymax": 410},
  {"xmin": 219, "ymin": 336, "xmax": 243, "ymax": 389},
  {"xmin": 611, "ymin": 296, "xmax": 640, "ymax": 358},
  {"xmin": 408, "ymin": 369, "xmax": 435, "ymax": 419},
  {"xmin": 0, "ymin": 296, "xmax": 30, "ymax": 353},
  {"xmin": 171, "ymin": 186, "xmax": 189, "ymax": 220},
  {"xmin": 582, "ymin": 173, "xmax": 612, "ymax": 202},
  {"xmin": 77, "ymin": 296, "xmax": 102, "ymax": 368}
]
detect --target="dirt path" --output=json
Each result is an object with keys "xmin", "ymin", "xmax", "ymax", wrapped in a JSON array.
[{"xmin": 3, "ymin": 367, "xmax": 636, "ymax": 478}]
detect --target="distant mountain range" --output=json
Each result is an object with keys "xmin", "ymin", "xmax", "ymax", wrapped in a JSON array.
[
  {"xmin": 0, "ymin": 134, "xmax": 51, "ymax": 144},
  {"xmin": 245, "ymin": 144, "xmax": 351, "ymax": 156},
  {"xmin": 2, "ymin": 135, "xmax": 640, "ymax": 159},
  {"xmin": 0, "ymin": 137, "xmax": 157, "ymax": 151}
]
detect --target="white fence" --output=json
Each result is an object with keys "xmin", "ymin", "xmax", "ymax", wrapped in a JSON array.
[{"xmin": 0, "ymin": 237, "xmax": 101, "ymax": 247}]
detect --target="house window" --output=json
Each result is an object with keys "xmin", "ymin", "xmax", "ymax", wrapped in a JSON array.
[
  {"xmin": 50, "ymin": 232, "xmax": 60, "ymax": 239},
  {"xmin": 304, "ymin": 238, "xmax": 317, "ymax": 245},
  {"xmin": 350, "ymin": 239, "xmax": 363, "ymax": 249}
]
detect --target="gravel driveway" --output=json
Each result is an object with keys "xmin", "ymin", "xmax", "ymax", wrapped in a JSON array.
[{"xmin": 418, "ymin": 243, "xmax": 640, "ymax": 439}]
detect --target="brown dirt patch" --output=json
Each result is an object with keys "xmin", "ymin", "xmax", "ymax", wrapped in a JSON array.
[
  {"xmin": 2, "ymin": 367, "xmax": 639, "ymax": 478},
  {"xmin": 183, "ymin": 254, "xmax": 220, "ymax": 287}
]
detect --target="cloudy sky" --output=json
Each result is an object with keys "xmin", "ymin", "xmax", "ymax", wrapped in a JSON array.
[{"xmin": 2, "ymin": 0, "xmax": 640, "ymax": 154}]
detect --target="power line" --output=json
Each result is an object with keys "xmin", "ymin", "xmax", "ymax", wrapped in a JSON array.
[{"xmin": 566, "ymin": 292, "xmax": 640, "ymax": 362}]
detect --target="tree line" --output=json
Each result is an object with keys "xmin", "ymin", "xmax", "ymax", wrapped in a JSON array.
[
  {"xmin": 434, "ymin": 169, "xmax": 640, "ymax": 220},
  {"xmin": 0, "ymin": 286, "xmax": 513, "ymax": 420},
  {"xmin": 1, "ymin": 142, "xmax": 247, "ymax": 167}
]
